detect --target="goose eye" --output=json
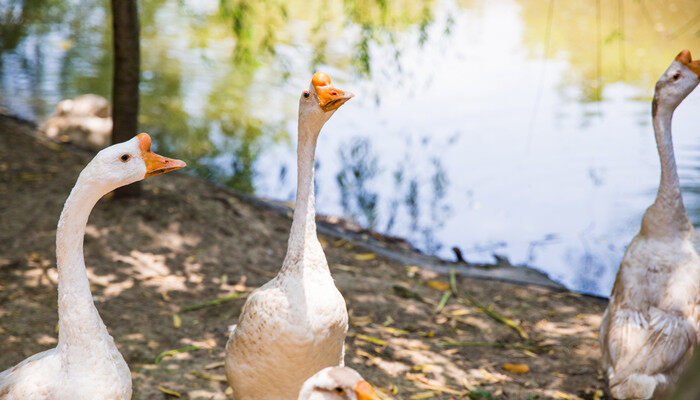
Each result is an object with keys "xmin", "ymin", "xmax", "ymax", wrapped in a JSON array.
[
  {"xmin": 303, "ymin": 91, "xmax": 310, "ymax": 99},
  {"xmin": 120, "ymin": 154, "xmax": 131, "ymax": 162},
  {"xmin": 672, "ymin": 73, "xmax": 681, "ymax": 81},
  {"xmin": 334, "ymin": 387, "xmax": 344, "ymax": 395}
]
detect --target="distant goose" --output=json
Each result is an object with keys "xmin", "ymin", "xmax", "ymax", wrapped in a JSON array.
[
  {"xmin": 599, "ymin": 50, "xmax": 700, "ymax": 399},
  {"xmin": 0, "ymin": 133, "xmax": 185, "ymax": 400},
  {"xmin": 298, "ymin": 366, "xmax": 381, "ymax": 400},
  {"xmin": 225, "ymin": 72, "xmax": 354, "ymax": 400}
]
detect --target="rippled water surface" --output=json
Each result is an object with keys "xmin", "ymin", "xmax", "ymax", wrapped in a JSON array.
[{"xmin": 2, "ymin": 0, "xmax": 700, "ymax": 296}]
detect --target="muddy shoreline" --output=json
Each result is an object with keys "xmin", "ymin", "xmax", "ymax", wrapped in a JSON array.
[{"xmin": 0, "ymin": 112, "xmax": 609, "ymax": 399}]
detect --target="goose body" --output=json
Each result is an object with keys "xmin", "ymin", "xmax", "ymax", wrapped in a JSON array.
[
  {"xmin": 0, "ymin": 133, "xmax": 185, "ymax": 399},
  {"xmin": 225, "ymin": 73, "xmax": 354, "ymax": 400},
  {"xmin": 600, "ymin": 50, "xmax": 700, "ymax": 400}
]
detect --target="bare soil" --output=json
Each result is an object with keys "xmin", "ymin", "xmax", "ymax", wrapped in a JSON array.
[{"xmin": 0, "ymin": 114, "xmax": 609, "ymax": 399}]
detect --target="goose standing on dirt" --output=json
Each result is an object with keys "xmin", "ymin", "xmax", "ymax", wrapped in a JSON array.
[
  {"xmin": 298, "ymin": 367, "xmax": 381, "ymax": 400},
  {"xmin": 0, "ymin": 133, "xmax": 185, "ymax": 400},
  {"xmin": 600, "ymin": 50, "xmax": 700, "ymax": 400},
  {"xmin": 225, "ymin": 72, "xmax": 354, "ymax": 400}
]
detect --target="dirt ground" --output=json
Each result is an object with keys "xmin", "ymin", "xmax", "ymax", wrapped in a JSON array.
[{"xmin": 0, "ymin": 114, "xmax": 609, "ymax": 399}]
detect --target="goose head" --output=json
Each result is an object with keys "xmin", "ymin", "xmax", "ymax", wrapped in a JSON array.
[
  {"xmin": 653, "ymin": 49, "xmax": 700, "ymax": 114},
  {"xmin": 79, "ymin": 132, "xmax": 186, "ymax": 194},
  {"xmin": 298, "ymin": 367, "xmax": 381, "ymax": 400},
  {"xmin": 298, "ymin": 72, "xmax": 354, "ymax": 136}
]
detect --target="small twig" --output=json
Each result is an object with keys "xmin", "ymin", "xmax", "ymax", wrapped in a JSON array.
[
  {"xmin": 154, "ymin": 345, "xmax": 201, "ymax": 364},
  {"xmin": 435, "ymin": 291, "xmax": 451, "ymax": 313},
  {"xmin": 449, "ymin": 268, "xmax": 529, "ymax": 340},
  {"xmin": 438, "ymin": 340, "xmax": 543, "ymax": 351},
  {"xmin": 181, "ymin": 293, "xmax": 244, "ymax": 312}
]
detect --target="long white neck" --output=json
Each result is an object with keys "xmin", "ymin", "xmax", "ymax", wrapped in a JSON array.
[
  {"xmin": 641, "ymin": 101, "xmax": 693, "ymax": 236},
  {"xmin": 281, "ymin": 120, "xmax": 327, "ymax": 273},
  {"xmin": 56, "ymin": 175, "xmax": 111, "ymax": 352}
]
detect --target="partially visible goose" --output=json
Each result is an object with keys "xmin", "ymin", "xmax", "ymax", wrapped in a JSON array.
[
  {"xmin": 298, "ymin": 367, "xmax": 381, "ymax": 400},
  {"xmin": 0, "ymin": 133, "xmax": 185, "ymax": 400},
  {"xmin": 225, "ymin": 72, "xmax": 354, "ymax": 400},
  {"xmin": 600, "ymin": 50, "xmax": 700, "ymax": 399}
]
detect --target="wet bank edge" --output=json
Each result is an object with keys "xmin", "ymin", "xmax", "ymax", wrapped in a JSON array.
[{"xmin": 1, "ymin": 109, "xmax": 608, "ymax": 304}]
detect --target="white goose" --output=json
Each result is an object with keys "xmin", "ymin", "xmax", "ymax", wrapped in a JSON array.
[
  {"xmin": 298, "ymin": 367, "xmax": 381, "ymax": 400},
  {"xmin": 600, "ymin": 50, "xmax": 700, "ymax": 399},
  {"xmin": 225, "ymin": 72, "xmax": 354, "ymax": 400},
  {"xmin": 0, "ymin": 133, "xmax": 185, "ymax": 400}
]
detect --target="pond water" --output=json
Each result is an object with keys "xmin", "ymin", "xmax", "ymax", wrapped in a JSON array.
[{"xmin": 1, "ymin": 0, "xmax": 699, "ymax": 296}]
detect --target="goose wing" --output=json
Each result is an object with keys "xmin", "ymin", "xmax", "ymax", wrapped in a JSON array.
[
  {"xmin": 605, "ymin": 306, "xmax": 695, "ymax": 388},
  {"xmin": 0, "ymin": 348, "xmax": 58, "ymax": 398}
]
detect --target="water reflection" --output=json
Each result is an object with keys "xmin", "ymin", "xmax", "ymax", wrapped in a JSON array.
[
  {"xmin": 336, "ymin": 137, "xmax": 380, "ymax": 229},
  {"xmin": 1, "ymin": 0, "xmax": 699, "ymax": 296}
]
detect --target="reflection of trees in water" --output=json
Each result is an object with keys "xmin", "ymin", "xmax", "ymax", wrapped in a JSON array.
[
  {"xmin": 1, "ymin": 0, "xmax": 443, "ymax": 193},
  {"xmin": 0, "ymin": 0, "xmax": 69, "ymax": 51},
  {"xmin": 336, "ymin": 137, "xmax": 379, "ymax": 228},
  {"xmin": 334, "ymin": 136, "xmax": 451, "ymax": 254},
  {"xmin": 681, "ymin": 150, "xmax": 700, "ymax": 228},
  {"xmin": 519, "ymin": 0, "xmax": 700, "ymax": 103},
  {"xmin": 567, "ymin": 247, "xmax": 609, "ymax": 295},
  {"xmin": 0, "ymin": 0, "xmax": 102, "ymax": 117}
]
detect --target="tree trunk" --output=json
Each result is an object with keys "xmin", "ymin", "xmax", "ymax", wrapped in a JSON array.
[{"xmin": 111, "ymin": 0, "xmax": 141, "ymax": 197}]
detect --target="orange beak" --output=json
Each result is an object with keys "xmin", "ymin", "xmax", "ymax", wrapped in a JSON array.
[
  {"xmin": 137, "ymin": 133, "xmax": 186, "ymax": 178},
  {"xmin": 312, "ymin": 72, "xmax": 354, "ymax": 112},
  {"xmin": 354, "ymin": 380, "xmax": 381, "ymax": 400},
  {"xmin": 675, "ymin": 49, "xmax": 700, "ymax": 78}
]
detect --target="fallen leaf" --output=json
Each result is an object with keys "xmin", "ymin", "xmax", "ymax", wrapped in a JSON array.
[
  {"xmin": 419, "ymin": 384, "xmax": 464, "ymax": 396},
  {"xmin": 352, "ymin": 315, "xmax": 372, "ymax": 327},
  {"xmin": 409, "ymin": 391, "xmax": 436, "ymax": 399},
  {"xmin": 334, "ymin": 264, "xmax": 361, "ymax": 273},
  {"xmin": 356, "ymin": 334, "xmax": 386, "ymax": 346},
  {"xmin": 204, "ymin": 361, "xmax": 225, "ymax": 370},
  {"xmin": 555, "ymin": 391, "xmax": 572, "ymax": 399},
  {"xmin": 405, "ymin": 265, "xmax": 420, "ymax": 278},
  {"xmin": 375, "ymin": 387, "xmax": 396, "ymax": 400},
  {"xmin": 403, "ymin": 372, "xmax": 429, "ymax": 384},
  {"xmin": 20, "ymin": 173, "xmax": 40, "ymax": 182},
  {"xmin": 381, "ymin": 326, "xmax": 409, "ymax": 336},
  {"xmin": 157, "ymin": 386, "xmax": 181, "ymax": 397},
  {"xmin": 172, "ymin": 314, "xmax": 182, "ymax": 329},
  {"xmin": 191, "ymin": 370, "xmax": 227, "ymax": 382},
  {"xmin": 502, "ymin": 363, "xmax": 530, "ymax": 374},
  {"xmin": 426, "ymin": 280, "xmax": 450, "ymax": 291},
  {"xmin": 448, "ymin": 308, "xmax": 472, "ymax": 316},
  {"xmin": 154, "ymin": 345, "xmax": 201, "ymax": 364},
  {"xmin": 354, "ymin": 253, "xmax": 376, "ymax": 261}
]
